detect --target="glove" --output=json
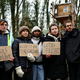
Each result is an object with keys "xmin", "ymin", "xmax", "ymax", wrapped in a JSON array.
[
  {"xmin": 15, "ymin": 66, "xmax": 24, "ymax": 78},
  {"xmin": 27, "ymin": 53, "xmax": 35, "ymax": 62}
]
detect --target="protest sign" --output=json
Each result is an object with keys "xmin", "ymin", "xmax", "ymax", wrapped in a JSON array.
[
  {"xmin": 0, "ymin": 46, "xmax": 13, "ymax": 61},
  {"xmin": 19, "ymin": 43, "xmax": 39, "ymax": 57},
  {"xmin": 43, "ymin": 42, "xmax": 60, "ymax": 55}
]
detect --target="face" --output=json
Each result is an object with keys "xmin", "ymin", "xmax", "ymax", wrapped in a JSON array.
[
  {"xmin": 21, "ymin": 30, "xmax": 29, "ymax": 37},
  {"xmin": 50, "ymin": 26, "xmax": 59, "ymax": 36},
  {"xmin": 1, "ymin": 22, "xmax": 8, "ymax": 32},
  {"xmin": 34, "ymin": 30, "xmax": 40, "ymax": 37},
  {"xmin": 0, "ymin": 25, "xmax": 2, "ymax": 30},
  {"xmin": 65, "ymin": 22, "xmax": 73, "ymax": 32}
]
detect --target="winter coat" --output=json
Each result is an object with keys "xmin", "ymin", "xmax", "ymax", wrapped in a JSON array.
[
  {"xmin": 0, "ymin": 30, "xmax": 14, "ymax": 71},
  {"xmin": 63, "ymin": 28, "xmax": 80, "ymax": 64},
  {"xmin": 12, "ymin": 36, "xmax": 33, "ymax": 72},
  {"xmin": 43, "ymin": 33, "xmax": 68, "ymax": 79}
]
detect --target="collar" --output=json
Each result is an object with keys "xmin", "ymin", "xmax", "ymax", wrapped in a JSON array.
[
  {"xmin": 32, "ymin": 37, "xmax": 40, "ymax": 40},
  {"xmin": 48, "ymin": 33, "xmax": 59, "ymax": 42},
  {"xmin": 64, "ymin": 28, "xmax": 79, "ymax": 37}
]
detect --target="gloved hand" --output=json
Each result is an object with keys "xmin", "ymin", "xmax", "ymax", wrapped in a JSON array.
[
  {"xmin": 15, "ymin": 66, "xmax": 24, "ymax": 78},
  {"xmin": 27, "ymin": 53, "xmax": 35, "ymax": 62}
]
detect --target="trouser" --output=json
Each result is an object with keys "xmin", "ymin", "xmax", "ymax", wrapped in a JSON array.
[
  {"xmin": 68, "ymin": 63, "xmax": 80, "ymax": 80},
  {"xmin": 0, "ymin": 68, "xmax": 13, "ymax": 80},
  {"xmin": 14, "ymin": 68, "xmax": 33, "ymax": 80},
  {"xmin": 33, "ymin": 64, "xmax": 44, "ymax": 80}
]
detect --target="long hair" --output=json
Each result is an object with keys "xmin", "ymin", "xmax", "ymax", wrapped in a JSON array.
[{"xmin": 49, "ymin": 23, "xmax": 61, "ymax": 38}]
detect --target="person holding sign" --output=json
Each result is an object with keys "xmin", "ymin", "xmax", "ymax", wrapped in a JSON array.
[
  {"xmin": 43, "ymin": 24, "xmax": 68, "ymax": 80},
  {"xmin": 63, "ymin": 20, "xmax": 80, "ymax": 80},
  {"xmin": 12, "ymin": 26, "xmax": 35, "ymax": 80},
  {"xmin": 0, "ymin": 19, "xmax": 14, "ymax": 80},
  {"xmin": 31, "ymin": 26, "xmax": 44, "ymax": 80}
]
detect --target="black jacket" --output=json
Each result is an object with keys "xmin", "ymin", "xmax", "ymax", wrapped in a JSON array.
[
  {"xmin": 43, "ymin": 33, "xmax": 67, "ymax": 79},
  {"xmin": 12, "ymin": 37, "xmax": 33, "ymax": 70},
  {"xmin": 63, "ymin": 28, "xmax": 80, "ymax": 64}
]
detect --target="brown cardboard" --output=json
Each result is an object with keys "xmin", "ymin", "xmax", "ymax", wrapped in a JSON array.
[
  {"xmin": 19, "ymin": 43, "xmax": 39, "ymax": 57},
  {"xmin": 42, "ymin": 42, "xmax": 60, "ymax": 55},
  {"xmin": 0, "ymin": 46, "xmax": 13, "ymax": 61}
]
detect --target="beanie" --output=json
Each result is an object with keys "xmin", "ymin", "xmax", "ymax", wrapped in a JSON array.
[
  {"xmin": 19, "ymin": 26, "xmax": 30, "ymax": 34},
  {"xmin": 0, "ymin": 19, "xmax": 8, "ymax": 26},
  {"xmin": 31, "ymin": 26, "xmax": 41, "ymax": 33}
]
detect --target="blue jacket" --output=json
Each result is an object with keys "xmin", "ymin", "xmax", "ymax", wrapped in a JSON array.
[{"xmin": 0, "ymin": 30, "xmax": 14, "ymax": 68}]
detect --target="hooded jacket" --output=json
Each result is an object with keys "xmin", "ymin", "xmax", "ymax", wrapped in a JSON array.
[
  {"xmin": 0, "ymin": 30, "xmax": 14, "ymax": 71},
  {"xmin": 63, "ymin": 28, "xmax": 80, "ymax": 64},
  {"xmin": 43, "ymin": 33, "xmax": 67, "ymax": 79},
  {"xmin": 31, "ymin": 32, "xmax": 45, "ymax": 64}
]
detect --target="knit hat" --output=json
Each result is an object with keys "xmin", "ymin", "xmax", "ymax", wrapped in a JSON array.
[
  {"xmin": 31, "ymin": 26, "xmax": 41, "ymax": 33},
  {"xmin": 19, "ymin": 26, "xmax": 30, "ymax": 34},
  {"xmin": 0, "ymin": 19, "xmax": 8, "ymax": 26}
]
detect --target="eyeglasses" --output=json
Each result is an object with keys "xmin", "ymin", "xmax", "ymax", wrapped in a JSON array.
[
  {"xmin": 1, "ymin": 24, "xmax": 7, "ymax": 26},
  {"xmin": 66, "ymin": 24, "xmax": 72, "ymax": 27}
]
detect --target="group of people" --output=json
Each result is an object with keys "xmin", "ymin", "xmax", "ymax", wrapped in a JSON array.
[{"xmin": 0, "ymin": 19, "xmax": 80, "ymax": 80}]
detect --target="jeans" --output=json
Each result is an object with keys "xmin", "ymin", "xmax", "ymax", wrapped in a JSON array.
[
  {"xmin": 33, "ymin": 64, "xmax": 44, "ymax": 80},
  {"xmin": 68, "ymin": 63, "xmax": 80, "ymax": 80}
]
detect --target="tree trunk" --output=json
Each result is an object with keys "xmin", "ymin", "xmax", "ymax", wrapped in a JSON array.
[
  {"xmin": 9, "ymin": 0, "xmax": 16, "ymax": 38},
  {"xmin": 46, "ymin": 0, "xmax": 49, "ymax": 29}
]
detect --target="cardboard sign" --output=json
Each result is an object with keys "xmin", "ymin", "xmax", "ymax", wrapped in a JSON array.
[
  {"xmin": 19, "ymin": 43, "xmax": 39, "ymax": 57},
  {"xmin": 43, "ymin": 42, "xmax": 60, "ymax": 55},
  {"xmin": 0, "ymin": 46, "xmax": 13, "ymax": 61}
]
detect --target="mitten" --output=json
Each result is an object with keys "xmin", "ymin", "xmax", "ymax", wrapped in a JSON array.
[
  {"xmin": 15, "ymin": 66, "xmax": 24, "ymax": 78},
  {"xmin": 27, "ymin": 53, "xmax": 35, "ymax": 62}
]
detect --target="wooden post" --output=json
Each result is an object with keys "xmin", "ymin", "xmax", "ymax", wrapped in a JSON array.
[
  {"xmin": 52, "ymin": 2, "xmax": 55, "ymax": 23},
  {"xmin": 71, "ymin": 0, "xmax": 75, "ymax": 28}
]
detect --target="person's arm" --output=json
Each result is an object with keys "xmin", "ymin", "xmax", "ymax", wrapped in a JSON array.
[
  {"xmin": 12, "ymin": 40, "xmax": 20, "ymax": 67},
  {"xmin": 9, "ymin": 33, "xmax": 14, "ymax": 61},
  {"xmin": 10, "ymin": 33, "xmax": 14, "ymax": 47}
]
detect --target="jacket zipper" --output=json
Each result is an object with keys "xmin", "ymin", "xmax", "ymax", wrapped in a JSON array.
[
  {"xmin": 2, "ymin": 34, "xmax": 4, "ymax": 46},
  {"xmin": 24, "ymin": 38, "xmax": 28, "ymax": 68}
]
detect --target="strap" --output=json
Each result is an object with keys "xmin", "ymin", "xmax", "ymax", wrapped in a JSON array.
[
  {"xmin": 7, "ymin": 34, "xmax": 10, "ymax": 46},
  {"xmin": 37, "ymin": 40, "xmax": 41, "ymax": 45}
]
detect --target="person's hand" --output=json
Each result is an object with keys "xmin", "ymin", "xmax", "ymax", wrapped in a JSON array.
[
  {"xmin": 46, "ymin": 53, "xmax": 51, "ymax": 58},
  {"xmin": 15, "ymin": 66, "xmax": 24, "ymax": 78},
  {"xmin": 10, "ymin": 57, "xmax": 14, "ymax": 62},
  {"xmin": 27, "ymin": 53, "xmax": 35, "ymax": 62}
]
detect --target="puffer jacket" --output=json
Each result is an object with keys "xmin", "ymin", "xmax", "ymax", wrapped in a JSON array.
[
  {"xmin": 43, "ymin": 33, "xmax": 68, "ymax": 79},
  {"xmin": 63, "ymin": 28, "xmax": 80, "ymax": 64},
  {"xmin": 12, "ymin": 37, "xmax": 33, "ymax": 70}
]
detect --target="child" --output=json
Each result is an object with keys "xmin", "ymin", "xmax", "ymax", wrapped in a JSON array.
[
  {"xmin": 12, "ymin": 26, "xmax": 35, "ymax": 80},
  {"xmin": 44, "ymin": 24, "xmax": 68, "ymax": 80},
  {"xmin": 31, "ymin": 26, "xmax": 44, "ymax": 80}
]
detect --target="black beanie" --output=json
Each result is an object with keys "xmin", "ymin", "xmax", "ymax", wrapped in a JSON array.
[{"xmin": 0, "ymin": 19, "xmax": 8, "ymax": 26}]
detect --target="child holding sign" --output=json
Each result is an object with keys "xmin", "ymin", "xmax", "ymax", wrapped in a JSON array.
[
  {"xmin": 43, "ymin": 24, "xmax": 68, "ymax": 80},
  {"xmin": 31, "ymin": 26, "xmax": 44, "ymax": 80},
  {"xmin": 12, "ymin": 26, "xmax": 35, "ymax": 80}
]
